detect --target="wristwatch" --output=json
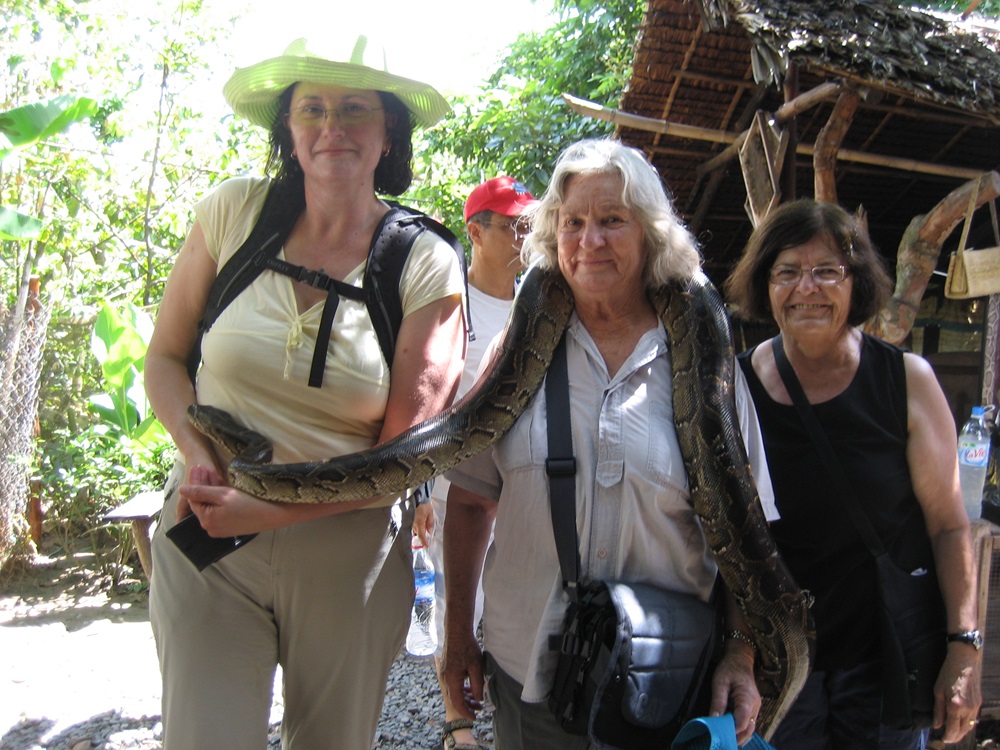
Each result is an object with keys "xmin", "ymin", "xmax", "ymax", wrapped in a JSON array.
[{"xmin": 947, "ymin": 630, "xmax": 984, "ymax": 650}]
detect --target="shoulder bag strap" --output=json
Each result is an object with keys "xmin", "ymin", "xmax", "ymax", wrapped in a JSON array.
[
  {"xmin": 545, "ymin": 333, "xmax": 582, "ymax": 601},
  {"xmin": 770, "ymin": 335, "xmax": 886, "ymax": 557}
]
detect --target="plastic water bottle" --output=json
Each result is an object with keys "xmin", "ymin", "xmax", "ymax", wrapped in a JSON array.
[
  {"xmin": 405, "ymin": 538, "xmax": 437, "ymax": 658},
  {"xmin": 958, "ymin": 405, "xmax": 992, "ymax": 519}
]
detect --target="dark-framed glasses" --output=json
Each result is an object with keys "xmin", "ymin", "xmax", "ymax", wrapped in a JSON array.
[
  {"xmin": 769, "ymin": 264, "xmax": 850, "ymax": 286},
  {"xmin": 286, "ymin": 102, "xmax": 384, "ymax": 127}
]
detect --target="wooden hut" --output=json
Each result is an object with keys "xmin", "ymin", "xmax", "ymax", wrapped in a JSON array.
[
  {"xmin": 569, "ymin": 0, "xmax": 1000, "ymax": 421},
  {"xmin": 569, "ymin": 2, "xmax": 1000, "ymax": 726}
]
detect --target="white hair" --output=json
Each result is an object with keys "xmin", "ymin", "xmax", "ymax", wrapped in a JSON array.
[{"xmin": 520, "ymin": 138, "xmax": 701, "ymax": 287}]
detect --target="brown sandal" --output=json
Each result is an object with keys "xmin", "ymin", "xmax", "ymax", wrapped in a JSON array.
[{"xmin": 441, "ymin": 718, "xmax": 484, "ymax": 750}]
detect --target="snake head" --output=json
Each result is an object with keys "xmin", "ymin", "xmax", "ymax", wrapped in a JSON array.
[{"xmin": 187, "ymin": 404, "xmax": 274, "ymax": 464}]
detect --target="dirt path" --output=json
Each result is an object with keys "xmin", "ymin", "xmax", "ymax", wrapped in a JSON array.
[
  {"xmin": 3, "ymin": 550, "xmax": 995, "ymax": 750},
  {"xmin": 0, "ymin": 550, "xmax": 487, "ymax": 750}
]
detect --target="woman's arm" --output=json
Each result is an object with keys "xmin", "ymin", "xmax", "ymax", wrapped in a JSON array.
[
  {"xmin": 183, "ymin": 294, "xmax": 467, "ymax": 535},
  {"xmin": 378, "ymin": 293, "xmax": 465, "ymax": 442},
  {"xmin": 710, "ymin": 590, "xmax": 762, "ymax": 745},
  {"xmin": 145, "ymin": 222, "xmax": 227, "ymax": 510},
  {"xmin": 440, "ymin": 483, "xmax": 496, "ymax": 720},
  {"xmin": 904, "ymin": 352, "xmax": 981, "ymax": 741}
]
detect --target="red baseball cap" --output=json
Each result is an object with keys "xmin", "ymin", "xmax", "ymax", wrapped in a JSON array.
[{"xmin": 463, "ymin": 176, "xmax": 537, "ymax": 222}]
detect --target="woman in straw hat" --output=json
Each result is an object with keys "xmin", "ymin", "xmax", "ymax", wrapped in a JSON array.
[{"xmin": 145, "ymin": 35, "xmax": 466, "ymax": 749}]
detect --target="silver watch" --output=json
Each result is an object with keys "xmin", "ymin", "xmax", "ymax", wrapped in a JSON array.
[{"xmin": 946, "ymin": 630, "xmax": 983, "ymax": 650}]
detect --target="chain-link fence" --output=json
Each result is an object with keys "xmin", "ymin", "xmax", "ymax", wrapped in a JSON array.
[{"xmin": 0, "ymin": 292, "xmax": 50, "ymax": 565}]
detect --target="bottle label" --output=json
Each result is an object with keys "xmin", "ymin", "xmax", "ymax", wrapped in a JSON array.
[
  {"xmin": 960, "ymin": 444, "xmax": 990, "ymax": 467},
  {"xmin": 414, "ymin": 570, "xmax": 435, "ymax": 602}
]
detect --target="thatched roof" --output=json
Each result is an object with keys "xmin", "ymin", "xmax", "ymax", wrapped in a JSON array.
[
  {"xmin": 614, "ymin": 0, "xmax": 1000, "ymax": 284},
  {"xmin": 703, "ymin": 1, "xmax": 1000, "ymax": 114}
]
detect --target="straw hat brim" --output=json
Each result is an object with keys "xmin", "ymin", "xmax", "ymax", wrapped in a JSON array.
[{"xmin": 223, "ymin": 55, "xmax": 451, "ymax": 130}]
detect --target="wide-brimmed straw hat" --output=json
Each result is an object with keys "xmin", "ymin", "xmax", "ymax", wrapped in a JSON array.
[{"xmin": 223, "ymin": 35, "xmax": 451, "ymax": 130}]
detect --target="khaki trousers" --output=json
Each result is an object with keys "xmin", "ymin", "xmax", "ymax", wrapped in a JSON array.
[{"xmin": 150, "ymin": 463, "xmax": 414, "ymax": 750}]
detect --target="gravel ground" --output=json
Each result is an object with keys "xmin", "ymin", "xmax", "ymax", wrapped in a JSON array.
[
  {"xmin": 0, "ymin": 551, "xmax": 494, "ymax": 750},
  {"xmin": 5, "ymin": 550, "xmax": 998, "ymax": 750}
]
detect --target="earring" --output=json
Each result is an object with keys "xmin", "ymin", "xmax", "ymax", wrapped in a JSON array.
[
  {"xmin": 382, "ymin": 145, "xmax": 391, "ymax": 157},
  {"xmin": 291, "ymin": 149, "xmax": 298, "ymax": 160}
]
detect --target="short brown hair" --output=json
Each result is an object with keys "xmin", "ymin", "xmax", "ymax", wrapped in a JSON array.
[{"xmin": 724, "ymin": 200, "xmax": 892, "ymax": 326}]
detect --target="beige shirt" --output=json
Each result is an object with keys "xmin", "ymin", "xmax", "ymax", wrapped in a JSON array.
[{"xmin": 194, "ymin": 176, "xmax": 465, "ymax": 505}]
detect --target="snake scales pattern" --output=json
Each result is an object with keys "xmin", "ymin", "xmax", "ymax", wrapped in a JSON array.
[{"xmin": 188, "ymin": 264, "xmax": 814, "ymax": 736}]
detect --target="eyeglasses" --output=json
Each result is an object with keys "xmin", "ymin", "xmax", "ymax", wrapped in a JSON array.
[
  {"xmin": 481, "ymin": 219, "xmax": 529, "ymax": 240},
  {"xmin": 768, "ymin": 264, "xmax": 850, "ymax": 286},
  {"xmin": 286, "ymin": 102, "xmax": 384, "ymax": 127}
]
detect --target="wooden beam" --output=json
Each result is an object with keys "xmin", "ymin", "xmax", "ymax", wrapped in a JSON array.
[
  {"xmin": 696, "ymin": 82, "xmax": 844, "ymax": 178},
  {"xmin": 814, "ymin": 89, "xmax": 859, "ymax": 202},
  {"xmin": 565, "ymin": 93, "xmax": 738, "ymax": 145},
  {"xmin": 563, "ymin": 93, "xmax": 986, "ymax": 181},
  {"xmin": 671, "ymin": 69, "xmax": 758, "ymax": 91},
  {"xmin": 861, "ymin": 100, "xmax": 996, "ymax": 128},
  {"xmin": 963, "ymin": 0, "xmax": 983, "ymax": 17},
  {"xmin": 806, "ymin": 66, "xmax": 1000, "ymax": 127},
  {"xmin": 774, "ymin": 81, "xmax": 843, "ymax": 122}
]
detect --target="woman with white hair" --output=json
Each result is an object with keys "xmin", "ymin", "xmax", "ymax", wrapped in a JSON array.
[{"xmin": 440, "ymin": 138, "xmax": 776, "ymax": 749}]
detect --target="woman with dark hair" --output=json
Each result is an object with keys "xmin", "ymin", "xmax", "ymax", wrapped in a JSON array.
[
  {"xmin": 144, "ymin": 35, "xmax": 466, "ymax": 750},
  {"xmin": 725, "ymin": 200, "xmax": 980, "ymax": 749},
  {"xmin": 267, "ymin": 84, "xmax": 415, "ymax": 196}
]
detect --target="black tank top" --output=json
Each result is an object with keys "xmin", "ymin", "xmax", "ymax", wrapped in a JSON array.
[{"xmin": 738, "ymin": 334, "xmax": 936, "ymax": 670}]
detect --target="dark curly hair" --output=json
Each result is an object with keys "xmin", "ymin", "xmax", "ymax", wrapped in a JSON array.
[
  {"xmin": 724, "ymin": 199, "xmax": 892, "ymax": 327},
  {"xmin": 264, "ymin": 85, "xmax": 414, "ymax": 197}
]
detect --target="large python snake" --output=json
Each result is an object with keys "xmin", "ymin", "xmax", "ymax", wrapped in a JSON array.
[{"xmin": 188, "ymin": 264, "xmax": 814, "ymax": 737}]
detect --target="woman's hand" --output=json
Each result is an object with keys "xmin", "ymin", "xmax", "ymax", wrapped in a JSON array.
[
  {"xmin": 934, "ymin": 644, "xmax": 982, "ymax": 742},
  {"xmin": 176, "ymin": 450, "xmax": 227, "ymax": 521},
  {"xmin": 180, "ymin": 482, "xmax": 381, "ymax": 536},
  {"xmin": 709, "ymin": 639, "xmax": 761, "ymax": 745},
  {"xmin": 181, "ymin": 484, "xmax": 288, "ymax": 536}
]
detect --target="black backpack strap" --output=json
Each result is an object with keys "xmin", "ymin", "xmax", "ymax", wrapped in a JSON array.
[
  {"xmin": 187, "ymin": 191, "xmax": 471, "ymax": 389},
  {"xmin": 364, "ymin": 202, "xmax": 473, "ymax": 371},
  {"xmin": 257, "ymin": 254, "xmax": 366, "ymax": 388},
  {"xmin": 187, "ymin": 181, "xmax": 304, "ymax": 384},
  {"xmin": 361, "ymin": 202, "xmax": 469, "ymax": 509}
]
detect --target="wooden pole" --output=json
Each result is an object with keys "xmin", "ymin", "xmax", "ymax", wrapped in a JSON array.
[
  {"xmin": 781, "ymin": 62, "xmax": 799, "ymax": 205},
  {"xmin": 962, "ymin": 0, "xmax": 983, "ymax": 18},
  {"xmin": 563, "ymin": 93, "xmax": 985, "ymax": 181},
  {"xmin": 813, "ymin": 89, "xmax": 859, "ymax": 202},
  {"xmin": 696, "ymin": 81, "xmax": 844, "ymax": 178}
]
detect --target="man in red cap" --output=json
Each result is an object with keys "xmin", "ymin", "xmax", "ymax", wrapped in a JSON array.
[{"xmin": 414, "ymin": 176, "xmax": 537, "ymax": 750}]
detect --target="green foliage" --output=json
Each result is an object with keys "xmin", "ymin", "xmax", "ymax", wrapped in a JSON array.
[
  {"xmin": 4, "ymin": 0, "xmax": 643, "ymax": 557},
  {"xmin": 39, "ymin": 303, "xmax": 172, "ymax": 535},
  {"xmin": 0, "ymin": 95, "xmax": 98, "ymax": 240},
  {"xmin": 915, "ymin": 0, "xmax": 1000, "ymax": 16},
  {"xmin": 89, "ymin": 303, "xmax": 168, "ymax": 448},
  {"xmin": 0, "ymin": 95, "xmax": 99, "ymax": 159},
  {"xmin": 1, "ymin": 0, "xmax": 261, "ymax": 551},
  {"xmin": 407, "ymin": 0, "xmax": 645, "ymax": 233}
]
